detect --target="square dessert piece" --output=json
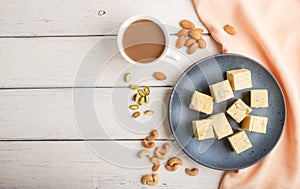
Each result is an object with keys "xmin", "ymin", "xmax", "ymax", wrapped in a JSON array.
[
  {"xmin": 227, "ymin": 99, "xmax": 252, "ymax": 123},
  {"xmin": 189, "ymin": 91, "xmax": 213, "ymax": 114},
  {"xmin": 228, "ymin": 130, "xmax": 252, "ymax": 154},
  {"xmin": 242, "ymin": 115, "xmax": 268, "ymax": 134},
  {"xmin": 226, "ymin": 69, "xmax": 252, "ymax": 90},
  {"xmin": 192, "ymin": 119, "xmax": 215, "ymax": 140},
  {"xmin": 209, "ymin": 80, "xmax": 234, "ymax": 103},
  {"xmin": 210, "ymin": 113, "xmax": 233, "ymax": 139},
  {"xmin": 250, "ymin": 89, "xmax": 268, "ymax": 108}
]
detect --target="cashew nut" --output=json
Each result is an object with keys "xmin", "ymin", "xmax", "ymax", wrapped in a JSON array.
[
  {"xmin": 154, "ymin": 143, "xmax": 171, "ymax": 160},
  {"xmin": 137, "ymin": 149, "xmax": 152, "ymax": 159},
  {"xmin": 162, "ymin": 143, "xmax": 170, "ymax": 153},
  {"xmin": 165, "ymin": 157, "xmax": 183, "ymax": 172},
  {"xmin": 167, "ymin": 157, "xmax": 183, "ymax": 166},
  {"xmin": 146, "ymin": 129, "xmax": 158, "ymax": 141},
  {"xmin": 165, "ymin": 164, "xmax": 179, "ymax": 172},
  {"xmin": 150, "ymin": 157, "xmax": 160, "ymax": 165},
  {"xmin": 185, "ymin": 168, "xmax": 199, "ymax": 176},
  {"xmin": 142, "ymin": 139, "xmax": 155, "ymax": 148},
  {"xmin": 141, "ymin": 174, "xmax": 160, "ymax": 186},
  {"xmin": 152, "ymin": 164, "xmax": 160, "ymax": 172},
  {"xmin": 154, "ymin": 148, "xmax": 166, "ymax": 160}
]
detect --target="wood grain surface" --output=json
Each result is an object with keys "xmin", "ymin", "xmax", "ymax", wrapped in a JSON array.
[
  {"xmin": 0, "ymin": 0, "xmax": 207, "ymax": 36},
  {"xmin": 0, "ymin": 0, "xmax": 224, "ymax": 188}
]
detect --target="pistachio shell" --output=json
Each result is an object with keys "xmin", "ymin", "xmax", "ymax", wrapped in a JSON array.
[{"xmin": 132, "ymin": 111, "xmax": 140, "ymax": 118}]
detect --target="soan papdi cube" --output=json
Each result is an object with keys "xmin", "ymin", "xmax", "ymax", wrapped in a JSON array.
[
  {"xmin": 242, "ymin": 115, "xmax": 268, "ymax": 134},
  {"xmin": 210, "ymin": 113, "xmax": 233, "ymax": 139},
  {"xmin": 228, "ymin": 130, "xmax": 252, "ymax": 154},
  {"xmin": 226, "ymin": 69, "xmax": 252, "ymax": 90},
  {"xmin": 192, "ymin": 119, "xmax": 215, "ymax": 140},
  {"xmin": 226, "ymin": 99, "xmax": 252, "ymax": 123},
  {"xmin": 250, "ymin": 89, "xmax": 268, "ymax": 108},
  {"xmin": 189, "ymin": 91, "xmax": 213, "ymax": 114},
  {"xmin": 209, "ymin": 80, "xmax": 234, "ymax": 103}
]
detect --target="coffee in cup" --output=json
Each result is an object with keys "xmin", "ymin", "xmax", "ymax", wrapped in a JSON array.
[
  {"xmin": 118, "ymin": 15, "xmax": 179, "ymax": 65},
  {"xmin": 122, "ymin": 19, "xmax": 166, "ymax": 63}
]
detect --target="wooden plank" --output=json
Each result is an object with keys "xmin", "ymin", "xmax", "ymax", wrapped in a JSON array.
[
  {"xmin": 0, "ymin": 141, "xmax": 223, "ymax": 188},
  {"xmin": 0, "ymin": 88, "xmax": 175, "ymax": 140},
  {"xmin": 0, "ymin": 35, "xmax": 220, "ymax": 88},
  {"xmin": 0, "ymin": 0, "xmax": 207, "ymax": 36}
]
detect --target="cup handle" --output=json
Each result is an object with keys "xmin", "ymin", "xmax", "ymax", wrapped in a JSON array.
[{"xmin": 166, "ymin": 52, "xmax": 181, "ymax": 62}]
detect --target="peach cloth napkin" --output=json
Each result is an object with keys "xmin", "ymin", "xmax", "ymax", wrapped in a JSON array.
[{"xmin": 193, "ymin": 0, "xmax": 300, "ymax": 188}]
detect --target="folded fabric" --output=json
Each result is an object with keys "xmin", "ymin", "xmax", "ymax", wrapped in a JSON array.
[{"xmin": 193, "ymin": 0, "xmax": 300, "ymax": 188}]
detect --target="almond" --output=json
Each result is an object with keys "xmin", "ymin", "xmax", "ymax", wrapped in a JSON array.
[
  {"xmin": 223, "ymin": 24, "xmax": 237, "ymax": 35},
  {"xmin": 180, "ymin": 20, "xmax": 195, "ymax": 29},
  {"xmin": 153, "ymin": 71, "xmax": 167, "ymax": 80},
  {"xmin": 189, "ymin": 28, "xmax": 203, "ymax": 40},
  {"xmin": 187, "ymin": 43, "xmax": 198, "ymax": 54},
  {"xmin": 176, "ymin": 29, "xmax": 189, "ymax": 37},
  {"xmin": 197, "ymin": 37, "xmax": 206, "ymax": 49},
  {"xmin": 184, "ymin": 38, "xmax": 196, "ymax": 47},
  {"xmin": 176, "ymin": 36, "xmax": 186, "ymax": 49}
]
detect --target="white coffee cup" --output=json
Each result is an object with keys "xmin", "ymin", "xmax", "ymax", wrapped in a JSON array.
[{"xmin": 117, "ymin": 14, "xmax": 180, "ymax": 66}]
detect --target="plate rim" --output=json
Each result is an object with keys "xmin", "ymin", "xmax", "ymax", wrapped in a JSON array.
[{"xmin": 168, "ymin": 53, "xmax": 286, "ymax": 170}]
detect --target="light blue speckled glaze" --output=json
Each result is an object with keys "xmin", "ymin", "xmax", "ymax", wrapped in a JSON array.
[{"xmin": 169, "ymin": 53, "xmax": 286, "ymax": 170}]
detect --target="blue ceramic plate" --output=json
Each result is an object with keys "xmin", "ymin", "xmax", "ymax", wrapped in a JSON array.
[{"xmin": 168, "ymin": 54, "xmax": 286, "ymax": 170}]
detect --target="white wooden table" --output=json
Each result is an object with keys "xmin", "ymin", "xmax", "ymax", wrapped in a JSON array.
[{"xmin": 0, "ymin": 1, "xmax": 224, "ymax": 188}]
